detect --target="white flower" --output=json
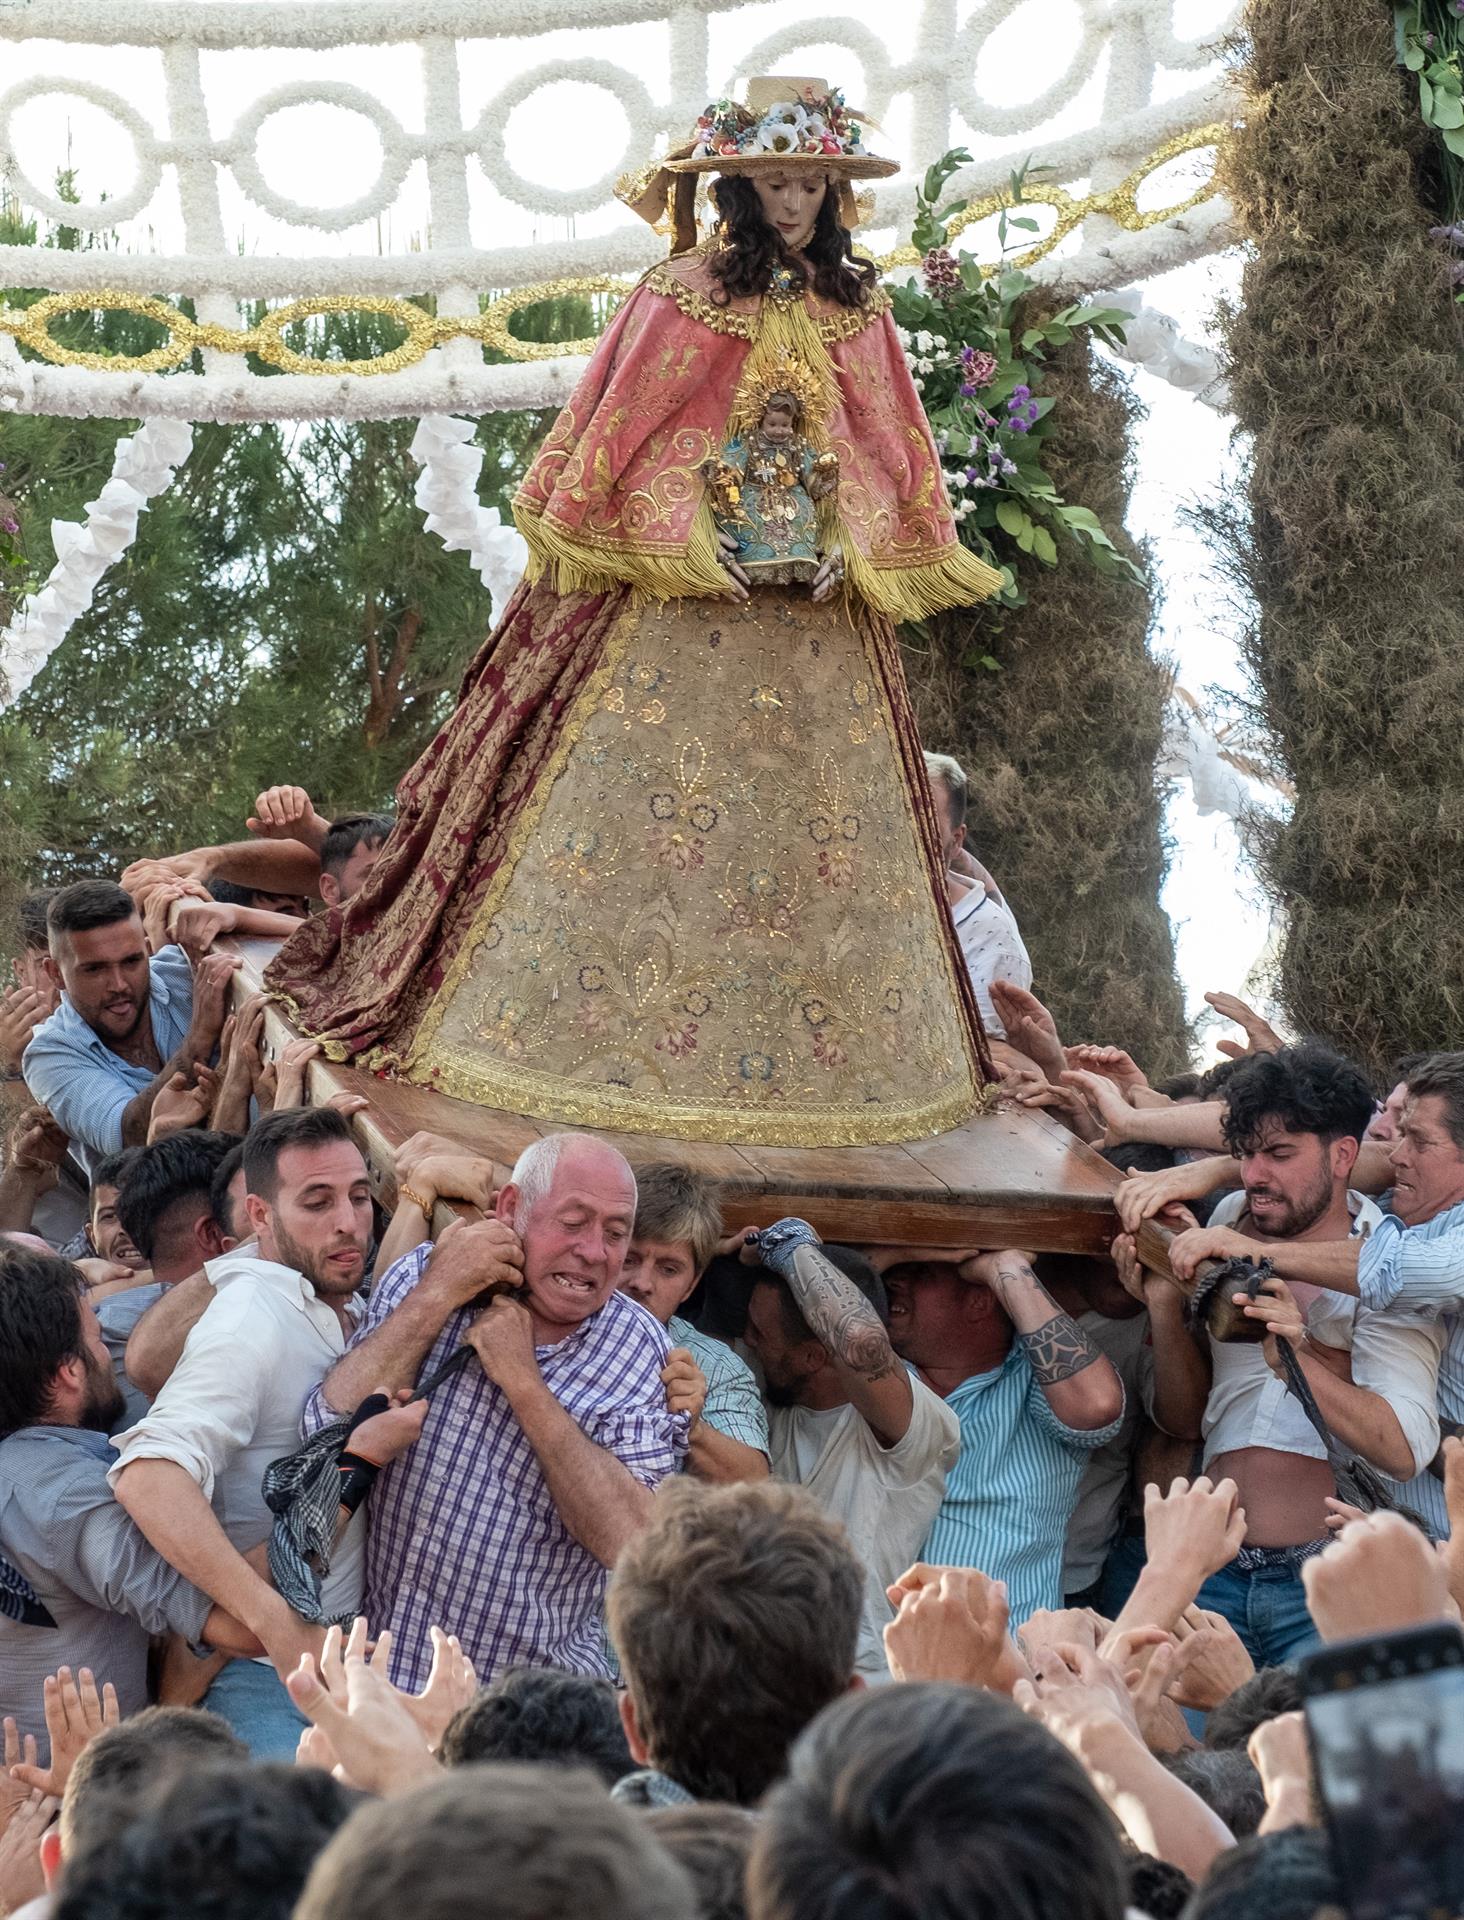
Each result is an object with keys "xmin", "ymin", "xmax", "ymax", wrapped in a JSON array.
[
  {"xmin": 756, "ymin": 124, "xmax": 802, "ymax": 155},
  {"xmin": 913, "ymin": 329, "xmax": 936, "ymax": 353},
  {"xmin": 762, "ymin": 101, "xmax": 809, "ymax": 134},
  {"xmin": 912, "ymin": 375, "xmax": 925, "ymax": 392},
  {"xmin": 803, "ymin": 113, "xmax": 828, "ymax": 141}
]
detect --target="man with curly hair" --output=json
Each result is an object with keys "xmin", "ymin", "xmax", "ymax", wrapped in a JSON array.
[{"xmin": 1117, "ymin": 1043, "xmax": 1443, "ymax": 1665}]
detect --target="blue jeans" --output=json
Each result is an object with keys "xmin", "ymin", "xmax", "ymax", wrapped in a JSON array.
[
  {"xmin": 203, "ymin": 1659, "xmax": 308, "ymax": 1760},
  {"xmin": 1198, "ymin": 1554, "xmax": 1322, "ymax": 1669}
]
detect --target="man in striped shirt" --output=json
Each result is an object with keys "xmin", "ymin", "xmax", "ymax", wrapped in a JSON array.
[
  {"xmin": 1169, "ymin": 1050, "xmax": 1464, "ymax": 1542},
  {"xmin": 303, "ymin": 1132, "xmax": 686, "ymax": 1691},
  {"xmin": 881, "ymin": 1251, "xmax": 1124, "ymax": 1627}
]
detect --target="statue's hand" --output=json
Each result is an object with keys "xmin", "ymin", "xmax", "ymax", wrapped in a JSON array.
[
  {"xmin": 716, "ymin": 527, "xmax": 751, "ymax": 602},
  {"xmin": 812, "ymin": 547, "xmax": 845, "ymax": 603}
]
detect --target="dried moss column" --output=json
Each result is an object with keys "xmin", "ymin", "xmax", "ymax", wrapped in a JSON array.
[
  {"xmin": 1215, "ymin": 0, "xmax": 1464, "ymax": 1075},
  {"xmin": 904, "ymin": 332, "xmax": 1187, "ymax": 1074}
]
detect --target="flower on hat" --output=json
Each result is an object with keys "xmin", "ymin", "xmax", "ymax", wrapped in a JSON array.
[{"xmin": 757, "ymin": 122, "xmax": 803, "ymax": 155}]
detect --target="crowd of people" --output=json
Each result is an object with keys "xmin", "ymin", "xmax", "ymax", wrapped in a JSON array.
[{"xmin": 1, "ymin": 764, "xmax": 1463, "ymax": 1920}]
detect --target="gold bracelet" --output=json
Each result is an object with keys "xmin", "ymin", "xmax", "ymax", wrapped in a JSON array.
[{"xmin": 397, "ymin": 1182, "xmax": 435, "ymax": 1217}]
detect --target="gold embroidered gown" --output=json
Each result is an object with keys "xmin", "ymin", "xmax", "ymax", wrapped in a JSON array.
[{"xmin": 267, "ymin": 248, "xmax": 1002, "ymax": 1147}]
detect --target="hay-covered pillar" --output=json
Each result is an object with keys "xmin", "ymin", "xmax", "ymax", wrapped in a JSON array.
[
  {"xmin": 1218, "ymin": 0, "xmax": 1464, "ymax": 1075},
  {"xmin": 905, "ymin": 330, "xmax": 1187, "ymax": 1074}
]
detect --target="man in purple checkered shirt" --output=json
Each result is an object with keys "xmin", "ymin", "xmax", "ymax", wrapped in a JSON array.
[{"xmin": 303, "ymin": 1133, "xmax": 686, "ymax": 1691}]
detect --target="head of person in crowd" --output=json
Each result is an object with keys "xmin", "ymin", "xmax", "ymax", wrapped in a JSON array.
[
  {"xmin": 44, "ymin": 880, "xmax": 153, "ymax": 1045},
  {"xmin": 115, "ymin": 1129, "xmax": 238, "ymax": 1284},
  {"xmin": 922, "ymin": 750, "xmax": 968, "ymax": 872},
  {"xmin": 1203, "ymin": 1667, "xmax": 1303, "ymax": 1751},
  {"xmin": 48, "ymin": 1706, "xmax": 246, "ymax": 1885},
  {"xmin": 643, "ymin": 1805, "xmax": 756, "ymax": 1920},
  {"xmin": 1390, "ymin": 1052, "xmax": 1464, "ymax": 1228},
  {"xmin": 1365, "ymin": 1051, "xmax": 1428, "ymax": 1144},
  {"xmin": 1217, "ymin": 1043, "xmax": 1375, "ymax": 1239},
  {"xmin": 747, "ymin": 1683, "xmax": 1130, "ymax": 1920},
  {"xmin": 207, "ymin": 875, "xmax": 309, "ymax": 920},
  {"xmin": 87, "ymin": 1148, "xmax": 146, "ymax": 1269},
  {"xmin": 242, "ymin": 1105, "xmax": 373, "ymax": 1301},
  {"xmin": 743, "ymin": 1245, "xmax": 885, "ymax": 1408},
  {"xmin": 1161, "ymin": 1747, "xmax": 1265, "ymax": 1839},
  {"xmin": 209, "ymin": 1140, "xmax": 249, "ymax": 1250},
  {"xmin": 0, "ymin": 1246, "xmax": 126, "ymax": 1441},
  {"xmin": 439, "ymin": 1668, "xmax": 634, "ymax": 1785},
  {"xmin": 607, "ymin": 1478, "xmax": 862, "ymax": 1805},
  {"xmin": 294, "ymin": 1766, "xmax": 692, "ymax": 1920},
  {"xmin": 53, "ymin": 1761, "xmax": 358, "ymax": 1920},
  {"xmin": 1127, "ymin": 1854, "xmax": 1195, "ymax": 1920},
  {"xmin": 1179, "ymin": 1827, "xmax": 1341, "ymax": 1920},
  {"xmin": 1156, "ymin": 1071, "xmax": 1204, "ymax": 1104},
  {"xmin": 619, "ymin": 1161, "xmax": 722, "ymax": 1328},
  {"xmin": 881, "ymin": 1255, "xmax": 1005, "ymax": 1380},
  {"xmin": 319, "ymin": 814, "xmax": 393, "ymax": 909},
  {"xmin": 493, "ymin": 1133, "xmax": 638, "ymax": 1340}
]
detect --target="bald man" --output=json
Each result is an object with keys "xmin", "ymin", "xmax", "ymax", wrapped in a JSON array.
[{"xmin": 304, "ymin": 1134, "xmax": 686, "ymax": 1687}]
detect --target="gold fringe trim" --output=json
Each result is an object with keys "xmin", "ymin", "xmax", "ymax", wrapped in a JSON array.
[
  {"xmin": 400, "ymin": 1046, "xmax": 996, "ymax": 1147},
  {"xmin": 730, "ymin": 287, "xmax": 842, "ymax": 441},
  {"xmin": 839, "ymin": 532, "xmax": 1004, "ymax": 620},
  {"xmin": 514, "ymin": 495, "xmax": 731, "ymax": 604}
]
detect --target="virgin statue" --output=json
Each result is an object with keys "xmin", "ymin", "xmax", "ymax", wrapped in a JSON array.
[{"xmin": 267, "ymin": 78, "xmax": 1003, "ymax": 1147}]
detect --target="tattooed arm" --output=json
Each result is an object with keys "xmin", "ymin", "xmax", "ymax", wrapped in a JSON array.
[
  {"xmin": 964, "ymin": 1251, "xmax": 1124, "ymax": 1432},
  {"xmin": 757, "ymin": 1220, "xmax": 914, "ymax": 1448}
]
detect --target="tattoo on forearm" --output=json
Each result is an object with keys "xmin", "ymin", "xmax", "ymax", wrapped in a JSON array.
[
  {"xmin": 1017, "ymin": 1312, "xmax": 1105, "ymax": 1387},
  {"xmin": 785, "ymin": 1247, "xmax": 898, "ymax": 1383}
]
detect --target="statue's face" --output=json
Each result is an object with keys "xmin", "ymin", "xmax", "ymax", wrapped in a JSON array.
[{"xmin": 752, "ymin": 171, "xmax": 828, "ymax": 250}]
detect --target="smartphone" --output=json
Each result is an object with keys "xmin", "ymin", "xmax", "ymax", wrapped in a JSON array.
[{"xmin": 1300, "ymin": 1623, "xmax": 1464, "ymax": 1920}]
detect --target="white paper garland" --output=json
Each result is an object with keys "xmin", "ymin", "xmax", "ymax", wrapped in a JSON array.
[
  {"xmin": 0, "ymin": 417, "xmax": 194, "ymax": 707},
  {"xmin": 409, "ymin": 414, "xmax": 527, "ymax": 627}
]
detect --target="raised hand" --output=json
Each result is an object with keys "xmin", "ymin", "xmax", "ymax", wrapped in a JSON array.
[
  {"xmin": 988, "ymin": 980, "xmax": 1065, "ymax": 1081},
  {"xmin": 272, "ymin": 1037, "xmax": 321, "ymax": 1111},
  {"xmin": 0, "ymin": 986, "xmax": 50, "ymax": 1076},
  {"xmin": 6, "ymin": 1106, "xmax": 69, "ymax": 1184},
  {"xmin": 285, "ymin": 1648, "xmax": 440, "ymax": 1797},
  {"xmin": 0, "ymin": 1787, "xmax": 58, "ymax": 1914},
  {"xmin": 422, "ymin": 1215, "xmax": 524, "ymax": 1311},
  {"xmin": 1064, "ymin": 1043, "xmax": 1149, "ymax": 1093},
  {"xmin": 1204, "ymin": 990, "xmax": 1283, "ymax": 1061},
  {"xmin": 1141, "ymin": 1476, "xmax": 1248, "ymax": 1594},
  {"xmin": 1303, "ymin": 1511, "xmax": 1454, "ymax": 1642},
  {"xmin": 147, "ymin": 1065, "xmax": 220, "ymax": 1142},
  {"xmin": 9, "ymin": 1665, "xmax": 119, "ymax": 1797},
  {"xmin": 1058, "ymin": 1066, "xmax": 1135, "ymax": 1142},
  {"xmin": 884, "ymin": 1564, "xmax": 1027, "ymax": 1692},
  {"xmin": 247, "ymin": 785, "xmax": 327, "ymax": 850}
]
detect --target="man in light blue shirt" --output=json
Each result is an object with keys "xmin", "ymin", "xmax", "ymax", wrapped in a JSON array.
[
  {"xmin": 21, "ymin": 880, "xmax": 236, "ymax": 1174},
  {"xmin": 883, "ymin": 1250, "xmax": 1124, "ymax": 1627},
  {"xmin": 618, "ymin": 1163, "xmax": 769, "ymax": 1481}
]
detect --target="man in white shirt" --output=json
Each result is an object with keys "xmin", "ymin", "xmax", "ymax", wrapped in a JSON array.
[
  {"xmin": 922, "ymin": 750, "xmax": 1031, "ymax": 1040},
  {"xmin": 1117, "ymin": 1044, "xmax": 1442, "ymax": 1665},
  {"xmin": 740, "ymin": 1223, "xmax": 959, "ymax": 1678},
  {"xmin": 111, "ymin": 1105, "xmax": 422, "ymax": 1755}
]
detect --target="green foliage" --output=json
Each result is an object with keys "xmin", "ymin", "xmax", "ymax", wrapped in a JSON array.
[
  {"xmin": 893, "ymin": 153, "xmax": 1144, "ymax": 609},
  {"xmin": 1397, "ymin": 1, "xmax": 1464, "ymax": 229},
  {"xmin": 906, "ymin": 331, "xmax": 1186, "ymax": 1075},
  {"xmin": 1210, "ymin": 0, "xmax": 1464, "ymax": 1076},
  {"xmin": 0, "ymin": 188, "xmax": 571, "ymax": 889}
]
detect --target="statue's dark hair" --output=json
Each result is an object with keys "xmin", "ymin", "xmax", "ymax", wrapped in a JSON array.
[{"xmin": 706, "ymin": 175, "xmax": 876, "ymax": 310}]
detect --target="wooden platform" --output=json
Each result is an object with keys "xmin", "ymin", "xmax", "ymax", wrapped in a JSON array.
[{"xmin": 231, "ymin": 939, "xmax": 1130, "ymax": 1255}]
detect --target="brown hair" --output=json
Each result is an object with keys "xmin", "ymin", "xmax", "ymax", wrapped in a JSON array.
[
  {"xmin": 1404, "ymin": 1053, "xmax": 1464, "ymax": 1153},
  {"xmin": 607, "ymin": 1479, "xmax": 862, "ymax": 1805},
  {"xmin": 631, "ymin": 1162, "xmax": 724, "ymax": 1274},
  {"xmin": 295, "ymin": 1766, "xmax": 691, "ymax": 1920}
]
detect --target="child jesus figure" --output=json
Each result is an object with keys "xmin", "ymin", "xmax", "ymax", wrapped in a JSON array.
[{"xmin": 701, "ymin": 385, "xmax": 839, "ymax": 588}]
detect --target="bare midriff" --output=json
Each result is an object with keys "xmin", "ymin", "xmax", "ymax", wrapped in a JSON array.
[{"xmin": 1208, "ymin": 1447, "xmax": 1335, "ymax": 1547}]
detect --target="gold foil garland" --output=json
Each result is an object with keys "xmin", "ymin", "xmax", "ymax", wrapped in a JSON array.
[{"xmin": 0, "ymin": 127, "xmax": 1226, "ymax": 378}]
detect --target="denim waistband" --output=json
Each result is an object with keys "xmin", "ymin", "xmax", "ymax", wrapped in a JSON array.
[{"xmin": 1231, "ymin": 1538, "xmax": 1329, "ymax": 1574}]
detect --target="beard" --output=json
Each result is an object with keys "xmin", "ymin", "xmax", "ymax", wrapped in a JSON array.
[
  {"xmin": 1246, "ymin": 1165, "xmax": 1333, "ymax": 1239},
  {"xmin": 270, "ymin": 1216, "xmax": 367, "ymax": 1300},
  {"xmin": 78, "ymin": 1353, "xmax": 127, "ymax": 1434}
]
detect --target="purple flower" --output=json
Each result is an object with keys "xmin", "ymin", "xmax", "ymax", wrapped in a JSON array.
[
  {"xmin": 1424, "ymin": 30, "xmax": 1436, "ymax": 46},
  {"xmin": 1430, "ymin": 224, "xmax": 1464, "ymax": 248},
  {"xmin": 1008, "ymin": 384, "xmax": 1031, "ymax": 404},
  {"xmin": 1, "ymin": 516, "xmax": 18, "ymax": 535}
]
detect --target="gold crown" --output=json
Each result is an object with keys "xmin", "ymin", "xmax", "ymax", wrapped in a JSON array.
[{"xmin": 733, "ymin": 351, "xmax": 823, "ymax": 434}]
